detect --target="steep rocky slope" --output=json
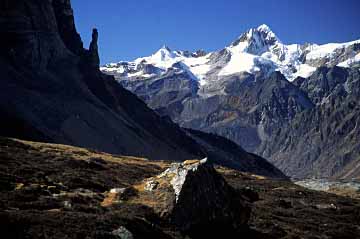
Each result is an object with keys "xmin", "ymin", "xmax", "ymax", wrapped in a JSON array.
[
  {"xmin": 1, "ymin": 137, "xmax": 359, "ymax": 239},
  {"xmin": 260, "ymin": 66, "xmax": 360, "ymax": 179},
  {"xmin": 0, "ymin": 0, "xmax": 205, "ymax": 161}
]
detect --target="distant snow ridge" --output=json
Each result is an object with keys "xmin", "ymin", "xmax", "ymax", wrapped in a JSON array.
[
  {"xmin": 101, "ymin": 24, "xmax": 360, "ymax": 84},
  {"xmin": 101, "ymin": 45, "xmax": 212, "ymax": 85}
]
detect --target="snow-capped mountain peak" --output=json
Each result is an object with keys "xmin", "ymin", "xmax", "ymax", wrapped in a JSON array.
[
  {"xmin": 147, "ymin": 45, "xmax": 176, "ymax": 62},
  {"xmin": 256, "ymin": 24, "xmax": 279, "ymax": 41},
  {"xmin": 102, "ymin": 24, "xmax": 360, "ymax": 85},
  {"xmin": 155, "ymin": 45, "xmax": 174, "ymax": 57},
  {"xmin": 257, "ymin": 24, "xmax": 272, "ymax": 32},
  {"xmin": 220, "ymin": 25, "xmax": 304, "ymax": 78},
  {"xmin": 130, "ymin": 45, "xmax": 179, "ymax": 70},
  {"xmin": 231, "ymin": 24, "xmax": 280, "ymax": 55}
]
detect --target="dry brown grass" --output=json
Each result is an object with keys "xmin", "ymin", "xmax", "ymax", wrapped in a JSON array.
[
  {"xmin": 13, "ymin": 138, "xmax": 170, "ymax": 167},
  {"xmin": 328, "ymin": 186, "xmax": 360, "ymax": 200},
  {"xmin": 183, "ymin": 159, "xmax": 200, "ymax": 165},
  {"xmin": 216, "ymin": 166, "xmax": 268, "ymax": 180},
  {"xmin": 101, "ymin": 192, "xmax": 119, "ymax": 207}
]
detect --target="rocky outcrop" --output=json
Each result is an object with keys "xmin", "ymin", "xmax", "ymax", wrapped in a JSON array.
[
  {"xmin": 0, "ymin": 0, "xmax": 205, "ymax": 161},
  {"xmin": 111, "ymin": 226, "xmax": 134, "ymax": 239},
  {"xmin": 86, "ymin": 28, "xmax": 100, "ymax": 68},
  {"xmin": 293, "ymin": 66, "xmax": 349, "ymax": 105},
  {"xmin": 134, "ymin": 159, "xmax": 251, "ymax": 237}
]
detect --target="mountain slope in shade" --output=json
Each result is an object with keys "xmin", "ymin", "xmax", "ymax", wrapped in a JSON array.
[
  {"xmin": 0, "ymin": 0, "xmax": 203, "ymax": 161},
  {"xmin": 185, "ymin": 129, "xmax": 286, "ymax": 178}
]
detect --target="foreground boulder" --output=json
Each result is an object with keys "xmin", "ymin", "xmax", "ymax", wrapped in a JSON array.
[{"xmin": 131, "ymin": 158, "xmax": 251, "ymax": 237}]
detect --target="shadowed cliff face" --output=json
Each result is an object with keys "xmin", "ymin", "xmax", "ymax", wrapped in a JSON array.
[
  {"xmin": 0, "ymin": 0, "xmax": 69, "ymax": 70},
  {"xmin": 52, "ymin": 0, "xmax": 84, "ymax": 55},
  {"xmin": 0, "ymin": 0, "xmax": 205, "ymax": 161}
]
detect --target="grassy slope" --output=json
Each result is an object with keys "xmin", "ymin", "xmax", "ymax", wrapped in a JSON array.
[{"xmin": 0, "ymin": 137, "xmax": 359, "ymax": 239}]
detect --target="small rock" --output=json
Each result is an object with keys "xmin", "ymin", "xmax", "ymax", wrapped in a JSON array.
[
  {"xmin": 315, "ymin": 203, "xmax": 337, "ymax": 210},
  {"xmin": 15, "ymin": 183, "xmax": 24, "ymax": 190},
  {"xmin": 47, "ymin": 185, "xmax": 60, "ymax": 194},
  {"xmin": 63, "ymin": 200, "xmax": 72, "ymax": 209},
  {"xmin": 144, "ymin": 180, "xmax": 159, "ymax": 191},
  {"xmin": 89, "ymin": 157, "xmax": 107, "ymax": 164},
  {"xmin": 111, "ymin": 226, "xmax": 134, "ymax": 239},
  {"xmin": 74, "ymin": 188, "xmax": 95, "ymax": 194},
  {"xmin": 102, "ymin": 187, "xmax": 137, "ymax": 206},
  {"xmin": 110, "ymin": 188, "xmax": 126, "ymax": 194}
]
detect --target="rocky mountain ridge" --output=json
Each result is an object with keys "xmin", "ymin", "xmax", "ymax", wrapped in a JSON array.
[
  {"xmin": 102, "ymin": 24, "xmax": 360, "ymax": 83},
  {"xmin": 261, "ymin": 66, "xmax": 360, "ymax": 179}
]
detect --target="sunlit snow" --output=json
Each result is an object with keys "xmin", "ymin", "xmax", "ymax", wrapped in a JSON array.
[{"xmin": 102, "ymin": 24, "xmax": 360, "ymax": 84}]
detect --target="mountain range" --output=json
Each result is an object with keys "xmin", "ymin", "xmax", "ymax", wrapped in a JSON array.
[
  {"xmin": 102, "ymin": 24, "xmax": 360, "ymax": 82},
  {"xmin": 0, "ymin": 0, "xmax": 284, "ymax": 178},
  {"xmin": 102, "ymin": 25, "xmax": 360, "ymax": 179}
]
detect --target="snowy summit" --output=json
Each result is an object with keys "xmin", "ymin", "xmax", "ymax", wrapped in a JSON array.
[{"xmin": 101, "ymin": 24, "xmax": 360, "ymax": 84}]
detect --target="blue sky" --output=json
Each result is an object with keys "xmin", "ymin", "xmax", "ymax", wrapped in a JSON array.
[{"xmin": 72, "ymin": 0, "xmax": 360, "ymax": 64}]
